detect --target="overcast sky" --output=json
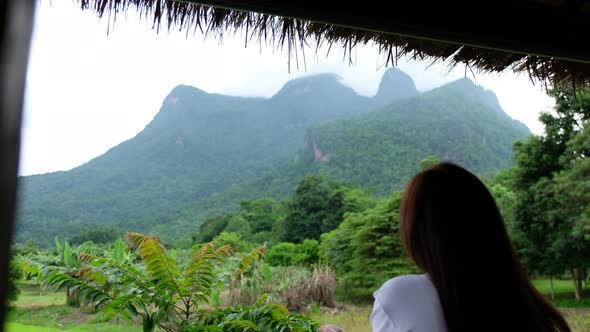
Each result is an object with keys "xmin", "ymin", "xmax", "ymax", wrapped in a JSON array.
[{"xmin": 20, "ymin": 1, "xmax": 555, "ymax": 176}]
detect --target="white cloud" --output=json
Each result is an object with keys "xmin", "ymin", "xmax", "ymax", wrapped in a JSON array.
[{"xmin": 20, "ymin": 2, "xmax": 553, "ymax": 175}]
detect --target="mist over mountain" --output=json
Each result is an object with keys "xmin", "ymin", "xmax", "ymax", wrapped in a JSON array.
[{"xmin": 16, "ymin": 68, "xmax": 529, "ymax": 246}]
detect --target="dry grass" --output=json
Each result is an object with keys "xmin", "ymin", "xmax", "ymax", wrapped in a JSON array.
[
  {"xmin": 224, "ymin": 265, "xmax": 337, "ymax": 312},
  {"xmin": 283, "ymin": 265, "xmax": 337, "ymax": 312}
]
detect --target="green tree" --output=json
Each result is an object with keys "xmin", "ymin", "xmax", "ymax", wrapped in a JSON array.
[
  {"xmin": 224, "ymin": 215, "xmax": 252, "ymax": 239},
  {"xmin": 321, "ymin": 194, "xmax": 415, "ymax": 292},
  {"xmin": 319, "ymin": 216, "xmax": 364, "ymax": 280},
  {"xmin": 511, "ymin": 89, "xmax": 590, "ymax": 300},
  {"xmin": 552, "ymin": 124, "xmax": 590, "ymax": 242},
  {"xmin": 194, "ymin": 215, "xmax": 232, "ymax": 243},
  {"xmin": 350, "ymin": 194, "xmax": 415, "ymax": 288},
  {"xmin": 250, "ymin": 231, "xmax": 273, "ymax": 245},
  {"xmin": 512, "ymin": 90, "xmax": 590, "ymax": 190},
  {"xmin": 549, "ymin": 123, "xmax": 590, "ymax": 299},
  {"xmin": 212, "ymin": 232, "xmax": 252, "ymax": 253},
  {"xmin": 283, "ymin": 176, "xmax": 345, "ymax": 243},
  {"xmin": 298, "ymin": 239, "xmax": 320, "ymax": 265},
  {"xmin": 70, "ymin": 227, "xmax": 119, "ymax": 245},
  {"xmin": 265, "ymin": 243, "xmax": 300, "ymax": 267},
  {"xmin": 239, "ymin": 198, "xmax": 281, "ymax": 234},
  {"xmin": 488, "ymin": 168, "xmax": 518, "ymax": 235},
  {"xmin": 549, "ymin": 121, "xmax": 590, "ymax": 241},
  {"xmin": 266, "ymin": 240, "xmax": 320, "ymax": 267},
  {"xmin": 341, "ymin": 187, "xmax": 377, "ymax": 214}
]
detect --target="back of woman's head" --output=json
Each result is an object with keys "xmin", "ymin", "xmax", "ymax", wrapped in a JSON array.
[{"xmin": 400, "ymin": 162, "xmax": 569, "ymax": 332}]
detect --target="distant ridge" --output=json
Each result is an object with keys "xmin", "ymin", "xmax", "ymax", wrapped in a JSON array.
[{"xmin": 17, "ymin": 69, "xmax": 529, "ymax": 246}]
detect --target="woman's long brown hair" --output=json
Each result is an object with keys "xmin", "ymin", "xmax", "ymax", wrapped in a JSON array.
[{"xmin": 399, "ymin": 162, "xmax": 570, "ymax": 332}]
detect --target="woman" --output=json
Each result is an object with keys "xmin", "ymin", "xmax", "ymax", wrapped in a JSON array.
[{"xmin": 370, "ymin": 162, "xmax": 570, "ymax": 332}]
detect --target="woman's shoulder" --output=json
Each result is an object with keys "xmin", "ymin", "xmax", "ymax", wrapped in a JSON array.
[
  {"xmin": 376, "ymin": 274, "xmax": 432, "ymax": 294},
  {"xmin": 374, "ymin": 274, "xmax": 437, "ymax": 305},
  {"xmin": 372, "ymin": 274, "xmax": 447, "ymax": 331}
]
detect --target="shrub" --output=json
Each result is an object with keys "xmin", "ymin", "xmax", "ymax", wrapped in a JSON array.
[
  {"xmin": 224, "ymin": 215, "xmax": 252, "ymax": 239},
  {"xmin": 298, "ymin": 240, "xmax": 320, "ymax": 265},
  {"xmin": 172, "ymin": 235, "xmax": 194, "ymax": 249},
  {"xmin": 266, "ymin": 240, "xmax": 320, "ymax": 267},
  {"xmin": 196, "ymin": 295, "xmax": 319, "ymax": 331},
  {"xmin": 8, "ymin": 257, "xmax": 23, "ymax": 304},
  {"xmin": 266, "ymin": 243, "xmax": 299, "ymax": 266},
  {"xmin": 250, "ymin": 231, "xmax": 272, "ymax": 245},
  {"xmin": 212, "ymin": 231, "xmax": 253, "ymax": 253},
  {"xmin": 70, "ymin": 227, "xmax": 119, "ymax": 245}
]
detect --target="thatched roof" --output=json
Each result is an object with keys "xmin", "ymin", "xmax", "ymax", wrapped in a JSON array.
[{"xmin": 77, "ymin": 0, "xmax": 590, "ymax": 89}]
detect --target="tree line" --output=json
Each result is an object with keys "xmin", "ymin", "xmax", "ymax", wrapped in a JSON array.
[
  {"xmin": 12, "ymin": 88, "xmax": 590, "ymax": 309},
  {"xmin": 189, "ymin": 89, "xmax": 590, "ymax": 300}
]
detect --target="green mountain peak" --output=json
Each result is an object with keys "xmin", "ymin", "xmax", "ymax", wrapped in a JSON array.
[{"xmin": 16, "ymin": 69, "xmax": 530, "ymax": 246}]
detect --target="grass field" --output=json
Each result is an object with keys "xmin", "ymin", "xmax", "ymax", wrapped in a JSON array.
[
  {"xmin": 5, "ymin": 323, "xmax": 95, "ymax": 332},
  {"xmin": 5, "ymin": 322, "xmax": 89, "ymax": 332},
  {"xmin": 533, "ymin": 279, "xmax": 583, "ymax": 297},
  {"xmin": 6, "ymin": 305, "xmax": 145, "ymax": 332},
  {"xmin": 533, "ymin": 279, "xmax": 590, "ymax": 308},
  {"xmin": 4, "ymin": 322, "xmax": 144, "ymax": 332},
  {"xmin": 310, "ymin": 305, "xmax": 372, "ymax": 332},
  {"xmin": 5, "ymin": 279, "xmax": 590, "ymax": 332},
  {"xmin": 16, "ymin": 282, "xmax": 65, "ymax": 308},
  {"xmin": 6, "ymin": 281, "xmax": 146, "ymax": 332}
]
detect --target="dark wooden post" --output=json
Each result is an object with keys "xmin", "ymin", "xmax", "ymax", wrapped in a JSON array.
[{"xmin": 0, "ymin": 0, "xmax": 36, "ymax": 329}]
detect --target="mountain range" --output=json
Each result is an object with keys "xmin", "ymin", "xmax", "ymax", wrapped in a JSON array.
[{"xmin": 16, "ymin": 68, "xmax": 530, "ymax": 246}]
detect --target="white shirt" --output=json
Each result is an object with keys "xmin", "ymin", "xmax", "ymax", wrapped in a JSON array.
[{"xmin": 370, "ymin": 274, "xmax": 447, "ymax": 332}]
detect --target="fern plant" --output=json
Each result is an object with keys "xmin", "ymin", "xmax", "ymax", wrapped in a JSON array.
[
  {"xmin": 193, "ymin": 294, "xmax": 319, "ymax": 332},
  {"xmin": 32, "ymin": 232, "xmax": 316, "ymax": 332}
]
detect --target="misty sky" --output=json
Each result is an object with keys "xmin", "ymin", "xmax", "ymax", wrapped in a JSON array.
[{"xmin": 20, "ymin": 1, "xmax": 555, "ymax": 176}]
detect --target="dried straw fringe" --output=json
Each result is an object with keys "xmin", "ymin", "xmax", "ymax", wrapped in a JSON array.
[{"xmin": 77, "ymin": 0, "xmax": 590, "ymax": 89}]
